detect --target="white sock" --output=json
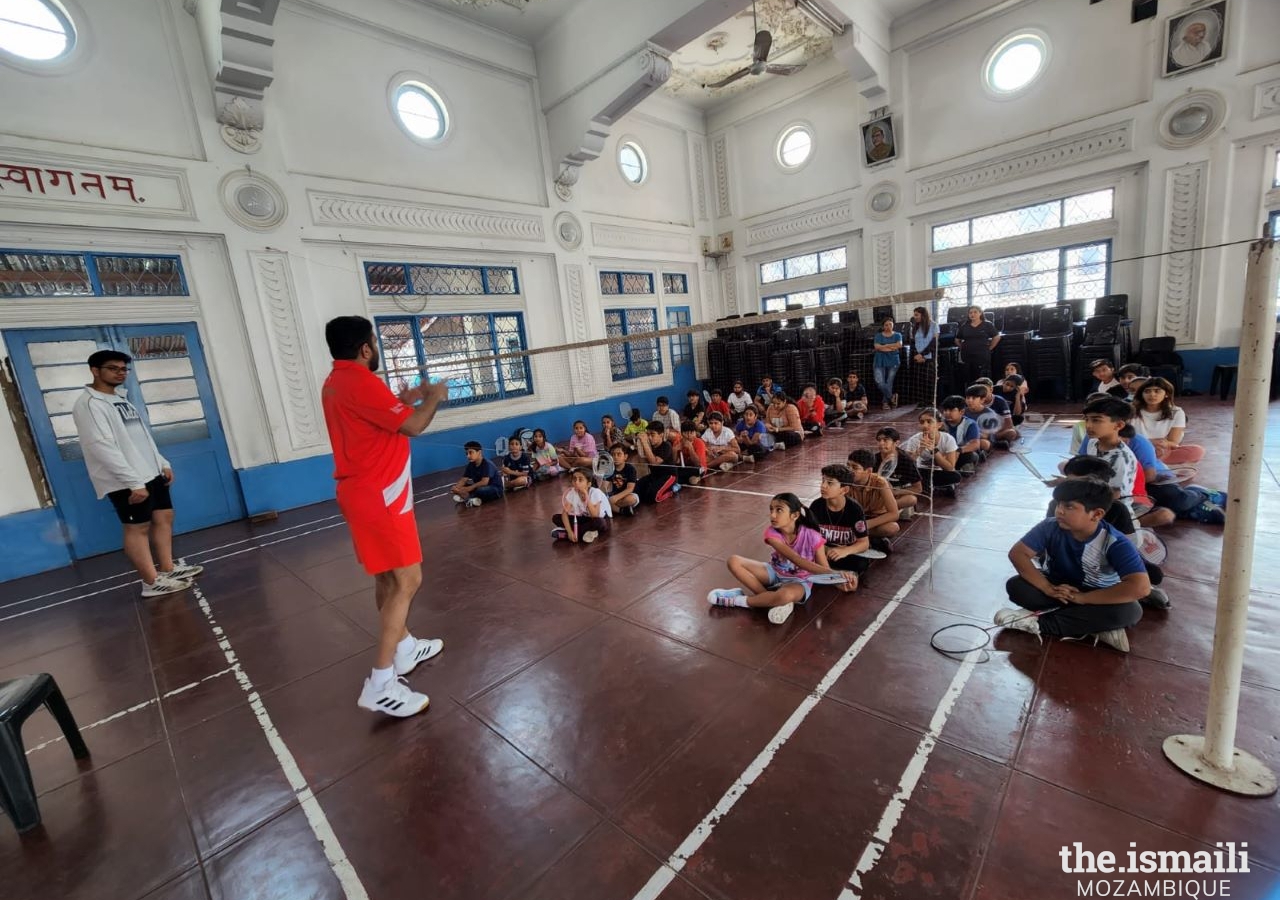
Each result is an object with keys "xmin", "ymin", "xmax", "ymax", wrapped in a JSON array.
[
  {"xmin": 370, "ymin": 666, "xmax": 395, "ymax": 689},
  {"xmin": 396, "ymin": 634, "xmax": 416, "ymax": 656}
]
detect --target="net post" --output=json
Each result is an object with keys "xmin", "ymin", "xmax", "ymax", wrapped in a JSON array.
[{"xmin": 1162, "ymin": 235, "xmax": 1278, "ymax": 797}]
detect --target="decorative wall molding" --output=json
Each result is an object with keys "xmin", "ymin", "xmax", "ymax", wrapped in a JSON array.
[
  {"xmin": 872, "ymin": 232, "xmax": 895, "ymax": 296},
  {"xmin": 913, "ymin": 121, "xmax": 1133, "ymax": 204},
  {"xmin": 590, "ymin": 222, "xmax": 691, "ymax": 255},
  {"xmin": 1254, "ymin": 78, "xmax": 1280, "ymax": 120},
  {"xmin": 219, "ymin": 170, "xmax": 287, "ymax": 231},
  {"xmin": 250, "ymin": 252, "xmax": 324, "ymax": 451},
  {"xmin": 553, "ymin": 212, "xmax": 582, "ymax": 250},
  {"xmin": 0, "ymin": 149, "xmax": 195, "ymax": 221},
  {"xmin": 308, "ymin": 191, "xmax": 545, "ymax": 241},
  {"xmin": 1157, "ymin": 162, "xmax": 1207, "ymax": 345},
  {"xmin": 1156, "ymin": 90, "xmax": 1227, "ymax": 150},
  {"xmin": 713, "ymin": 134, "xmax": 732, "ymax": 219},
  {"xmin": 721, "ymin": 265, "xmax": 738, "ymax": 315},
  {"xmin": 563, "ymin": 264, "xmax": 594, "ymax": 396},
  {"xmin": 192, "ymin": 0, "xmax": 281, "ymax": 154},
  {"xmin": 745, "ymin": 200, "xmax": 853, "ymax": 247},
  {"xmin": 865, "ymin": 181, "xmax": 900, "ymax": 221},
  {"xmin": 693, "ymin": 138, "xmax": 709, "ymax": 223}
]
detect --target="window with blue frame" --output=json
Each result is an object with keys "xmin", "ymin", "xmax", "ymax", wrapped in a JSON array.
[
  {"xmin": 759, "ymin": 246, "xmax": 846, "ymax": 285},
  {"xmin": 599, "ymin": 271, "xmax": 654, "ymax": 295},
  {"xmin": 932, "ymin": 239, "xmax": 1111, "ymax": 320},
  {"xmin": 666, "ymin": 307, "xmax": 692, "ymax": 366},
  {"xmin": 375, "ymin": 312, "xmax": 532, "ymax": 405},
  {"xmin": 762, "ymin": 284, "xmax": 847, "ymax": 327},
  {"xmin": 605, "ymin": 307, "xmax": 661, "ymax": 381},
  {"xmin": 364, "ymin": 262, "xmax": 518, "ymax": 296},
  {"xmin": 0, "ymin": 250, "xmax": 187, "ymax": 297},
  {"xmin": 662, "ymin": 273, "xmax": 688, "ymax": 294},
  {"xmin": 931, "ymin": 189, "xmax": 1114, "ymax": 252}
]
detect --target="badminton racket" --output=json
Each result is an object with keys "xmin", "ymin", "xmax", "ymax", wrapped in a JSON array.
[
  {"xmin": 808, "ymin": 572, "xmax": 864, "ymax": 585},
  {"xmin": 619, "ymin": 401, "xmax": 633, "ymax": 419},
  {"xmin": 703, "ymin": 389, "xmax": 713, "ymax": 403},
  {"xmin": 592, "ymin": 452, "xmax": 616, "ymax": 480},
  {"xmin": 1133, "ymin": 527, "xmax": 1168, "ymax": 565},
  {"xmin": 976, "ymin": 409, "xmax": 1003, "ymax": 441},
  {"xmin": 493, "ymin": 435, "xmax": 508, "ymax": 456},
  {"xmin": 930, "ymin": 608, "xmax": 1058, "ymax": 661},
  {"xmin": 1149, "ymin": 465, "xmax": 1197, "ymax": 485},
  {"xmin": 853, "ymin": 548, "xmax": 888, "ymax": 560}
]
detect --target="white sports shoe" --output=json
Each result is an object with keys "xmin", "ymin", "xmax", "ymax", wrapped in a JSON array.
[
  {"xmin": 1094, "ymin": 629, "xmax": 1131, "ymax": 653},
  {"xmin": 767, "ymin": 602, "xmax": 795, "ymax": 625},
  {"xmin": 165, "ymin": 563, "xmax": 204, "ymax": 580},
  {"xmin": 993, "ymin": 608, "xmax": 1041, "ymax": 638},
  {"xmin": 452, "ymin": 493, "xmax": 465, "ymax": 504},
  {"xmin": 393, "ymin": 637, "xmax": 444, "ymax": 676},
  {"xmin": 357, "ymin": 676, "xmax": 429, "ymax": 718},
  {"xmin": 466, "ymin": 497, "xmax": 482, "ymax": 508},
  {"xmin": 719, "ymin": 462, "xmax": 734, "ymax": 472},
  {"xmin": 581, "ymin": 530, "xmax": 598, "ymax": 544},
  {"xmin": 141, "ymin": 574, "xmax": 192, "ymax": 598}
]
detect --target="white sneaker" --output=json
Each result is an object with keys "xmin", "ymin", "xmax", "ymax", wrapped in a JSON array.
[
  {"xmin": 393, "ymin": 637, "xmax": 444, "ymax": 676},
  {"xmin": 357, "ymin": 676, "xmax": 429, "ymax": 717},
  {"xmin": 719, "ymin": 462, "xmax": 734, "ymax": 472},
  {"xmin": 452, "ymin": 493, "xmax": 465, "ymax": 504},
  {"xmin": 141, "ymin": 575, "xmax": 192, "ymax": 598},
  {"xmin": 581, "ymin": 530, "xmax": 598, "ymax": 544},
  {"xmin": 164, "ymin": 563, "xmax": 204, "ymax": 580},
  {"xmin": 466, "ymin": 497, "xmax": 482, "ymax": 508},
  {"xmin": 898, "ymin": 507, "xmax": 916, "ymax": 521},
  {"xmin": 689, "ymin": 476, "xmax": 702, "ymax": 486},
  {"xmin": 767, "ymin": 602, "xmax": 795, "ymax": 625},
  {"xmin": 1095, "ymin": 629, "xmax": 1131, "ymax": 653},
  {"xmin": 993, "ymin": 608, "xmax": 1041, "ymax": 638}
]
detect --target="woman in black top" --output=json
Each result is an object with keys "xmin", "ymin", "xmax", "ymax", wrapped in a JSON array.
[{"xmin": 956, "ymin": 305, "xmax": 1001, "ymax": 385}]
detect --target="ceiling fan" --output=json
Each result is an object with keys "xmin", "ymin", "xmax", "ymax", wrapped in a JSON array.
[{"xmin": 703, "ymin": 0, "xmax": 807, "ymax": 89}]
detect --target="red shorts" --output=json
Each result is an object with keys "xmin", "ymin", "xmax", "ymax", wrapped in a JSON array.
[{"xmin": 337, "ymin": 481, "xmax": 422, "ymax": 575}]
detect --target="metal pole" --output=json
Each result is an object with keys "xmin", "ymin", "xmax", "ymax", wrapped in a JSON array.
[{"xmin": 1163, "ymin": 235, "xmax": 1278, "ymax": 797}]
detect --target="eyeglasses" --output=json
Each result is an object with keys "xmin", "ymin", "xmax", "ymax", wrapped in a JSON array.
[{"xmin": 98, "ymin": 365, "xmax": 130, "ymax": 373}]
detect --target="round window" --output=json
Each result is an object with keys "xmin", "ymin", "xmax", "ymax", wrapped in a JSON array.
[
  {"xmin": 618, "ymin": 141, "xmax": 647, "ymax": 185},
  {"xmin": 0, "ymin": 0, "xmax": 75, "ymax": 62},
  {"xmin": 393, "ymin": 83, "xmax": 448, "ymax": 142},
  {"xmin": 777, "ymin": 125, "xmax": 814, "ymax": 169},
  {"xmin": 983, "ymin": 32, "xmax": 1048, "ymax": 96}
]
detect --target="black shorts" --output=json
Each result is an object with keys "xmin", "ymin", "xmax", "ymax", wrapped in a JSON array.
[{"xmin": 107, "ymin": 475, "xmax": 172, "ymax": 525}]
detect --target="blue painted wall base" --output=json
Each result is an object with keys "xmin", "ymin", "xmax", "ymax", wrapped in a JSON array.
[
  {"xmin": 1177, "ymin": 347, "xmax": 1240, "ymax": 395},
  {"xmin": 0, "ymin": 507, "xmax": 73, "ymax": 582}
]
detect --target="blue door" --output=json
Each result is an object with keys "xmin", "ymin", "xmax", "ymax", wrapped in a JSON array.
[
  {"xmin": 5, "ymin": 323, "xmax": 244, "ymax": 559},
  {"xmin": 667, "ymin": 306, "xmax": 694, "ymax": 392}
]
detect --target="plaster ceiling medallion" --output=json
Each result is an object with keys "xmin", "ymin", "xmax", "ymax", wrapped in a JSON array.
[
  {"xmin": 1156, "ymin": 89, "xmax": 1227, "ymax": 149},
  {"xmin": 865, "ymin": 181, "xmax": 899, "ymax": 221},
  {"xmin": 663, "ymin": 0, "xmax": 832, "ymax": 104},
  {"xmin": 219, "ymin": 169, "xmax": 287, "ymax": 231},
  {"xmin": 553, "ymin": 212, "xmax": 582, "ymax": 250}
]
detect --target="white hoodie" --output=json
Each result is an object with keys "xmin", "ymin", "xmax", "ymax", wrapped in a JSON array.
[{"xmin": 71, "ymin": 386, "xmax": 169, "ymax": 498}]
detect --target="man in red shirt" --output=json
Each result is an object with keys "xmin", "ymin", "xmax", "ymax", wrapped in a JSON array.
[{"xmin": 322, "ymin": 316, "xmax": 449, "ymax": 718}]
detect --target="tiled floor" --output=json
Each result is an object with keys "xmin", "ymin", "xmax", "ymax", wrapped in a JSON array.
[{"xmin": 2, "ymin": 398, "xmax": 1279, "ymax": 900}]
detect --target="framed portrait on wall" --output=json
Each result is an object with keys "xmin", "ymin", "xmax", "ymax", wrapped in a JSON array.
[
  {"xmin": 861, "ymin": 115, "xmax": 897, "ymax": 167},
  {"xmin": 1163, "ymin": 1, "xmax": 1227, "ymax": 77}
]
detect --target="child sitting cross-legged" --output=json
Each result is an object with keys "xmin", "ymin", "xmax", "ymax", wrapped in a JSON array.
[
  {"xmin": 708, "ymin": 492, "xmax": 855, "ymax": 625},
  {"xmin": 634, "ymin": 421, "xmax": 679, "ymax": 503},
  {"xmin": 560, "ymin": 419, "xmax": 598, "ymax": 469},
  {"xmin": 678, "ymin": 421, "xmax": 709, "ymax": 485},
  {"xmin": 529, "ymin": 428, "xmax": 563, "ymax": 481},
  {"xmin": 551, "ymin": 467, "xmax": 612, "ymax": 544},
  {"xmin": 940, "ymin": 396, "xmax": 983, "ymax": 473},
  {"xmin": 600, "ymin": 414, "xmax": 623, "ymax": 452},
  {"xmin": 622, "ymin": 408, "xmax": 648, "ymax": 450},
  {"xmin": 733, "ymin": 406, "xmax": 769, "ymax": 462},
  {"xmin": 500, "ymin": 436, "xmax": 533, "ymax": 492},
  {"xmin": 1131, "ymin": 377, "xmax": 1206, "ymax": 466},
  {"xmin": 706, "ymin": 389, "xmax": 732, "ymax": 424},
  {"xmin": 702, "ymin": 412, "xmax": 740, "ymax": 471},
  {"xmin": 994, "ymin": 476, "xmax": 1149, "ymax": 653},
  {"xmin": 873, "ymin": 427, "xmax": 921, "ymax": 520},
  {"xmin": 846, "ymin": 449, "xmax": 901, "ymax": 552},
  {"xmin": 900, "ymin": 408, "xmax": 963, "ymax": 498},
  {"xmin": 808, "ymin": 465, "xmax": 871, "ymax": 584},
  {"xmin": 796, "ymin": 384, "xmax": 826, "ymax": 436},
  {"xmin": 452, "ymin": 441, "xmax": 504, "ymax": 508},
  {"xmin": 604, "ymin": 443, "xmax": 639, "ymax": 516}
]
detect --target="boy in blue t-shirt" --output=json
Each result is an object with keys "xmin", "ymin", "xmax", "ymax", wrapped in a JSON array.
[
  {"xmin": 940, "ymin": 395, "xmax": 982, "ymax": 473},
  {"xmin": 734, "ymin": 406, "xmax": 769, "ymax": 461},
  {"xmin": 995, "ymin": 477, "xmax": 1149, "ymax": 652},
  {"xmin": 452, "ymin": 441, "xmax": 504, "ymax": 507},
  {"xmin": 500, "ymin": 436, "xmax": 533, "ymax": 492}
]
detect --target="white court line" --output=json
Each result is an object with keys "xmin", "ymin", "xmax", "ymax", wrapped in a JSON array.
[
  {"xmin": 0, "ymin": 487, "xmax": 456, "ymax": 624},
  {"xmin": 837, "ymin": 649, "xmax": 981, "ymax": 899},
  {"xmin": 682, "ymin": 483, "xmax": 780, "ymax": 498},
  {"xmin": 630, "ymin": 519, "xmax": 968, "ymax": 900},
  {"xmin": 0, "ymin": 479, "xmax": 458, "ymax": 613},
  {"xmin": 24, "ymin": 666, "xmax": 235, "ymax": 755},
  {"xmin": 190, "ymin": 581, "xmax": 369, "ymax": 900},
  {"xmin": 1021, "ymin": 413, "xmax": 1058, "ymax": 451}
]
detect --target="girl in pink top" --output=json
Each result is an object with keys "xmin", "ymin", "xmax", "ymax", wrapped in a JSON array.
[
  {"xmin": 707, "ymin": 492, "xmax": 853, "ymax": 625},
  {"xmin": 560, "ymin": 419, "xmax": 599, "ymax": 468}
]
